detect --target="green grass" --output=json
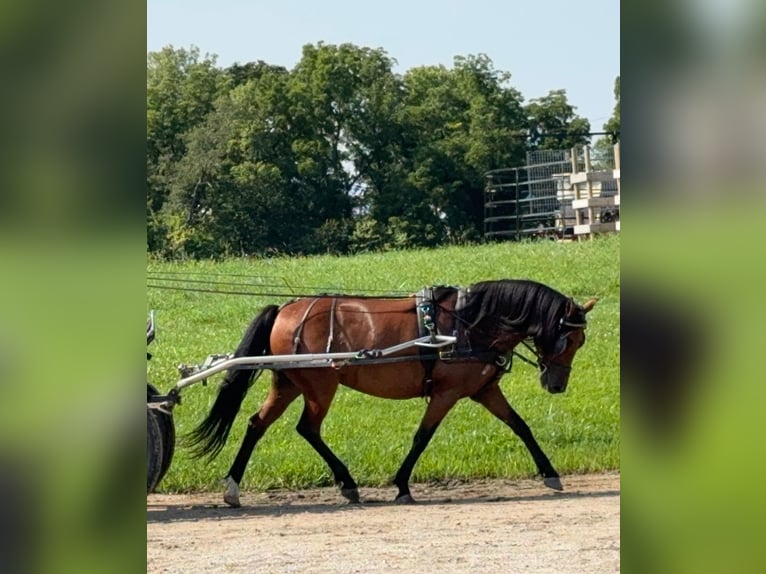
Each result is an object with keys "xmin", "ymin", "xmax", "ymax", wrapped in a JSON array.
[{"xmin": 148, "ymin": 234, "xmax": 619, "ymax": 492}]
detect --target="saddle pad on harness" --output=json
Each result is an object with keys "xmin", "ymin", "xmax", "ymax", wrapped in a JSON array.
[
  {"xmin": 415, "ymin": 285, "xmax": 469, "ymax": 340},
  {"xmin": 415, "ymin": 287, "xmax": 437, "ymax": 340}
]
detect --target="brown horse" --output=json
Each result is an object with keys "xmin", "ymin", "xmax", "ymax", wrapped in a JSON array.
[{"xmin": 187, "ymin": 279, "xmax": 597, "ymax": 507}]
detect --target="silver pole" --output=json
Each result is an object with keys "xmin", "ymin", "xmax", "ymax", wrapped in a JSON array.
[{"xmin": 173, "ymin": 335, "xmax": 456, "ymax": 392}]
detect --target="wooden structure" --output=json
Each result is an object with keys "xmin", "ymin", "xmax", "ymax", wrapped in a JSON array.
[
  {"xmin": 484, "ymin": 144, "xmax": 620, "ymax": 241},
  {"xmin": 558, "ymin": 143, "xmax": 620, "ymax": 238}
]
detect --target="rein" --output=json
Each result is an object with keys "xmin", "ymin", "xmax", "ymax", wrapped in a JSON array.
[
  {"xmin": 513, "ymin": 340, "xmax": 543, "ymax": 368},
  {"xmin": 512, "ymin": 340, "xmax": 574, "ymax": 373}
]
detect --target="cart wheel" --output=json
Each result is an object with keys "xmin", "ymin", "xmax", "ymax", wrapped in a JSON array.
[
  {"xmin": 154, "ymin": 409, "xmax": 175, "ymax": 487},
  {"xmin": 147, "ymin": 406, "xmax": 164, "ymax": 495},
  {"xmin": 147, "ymin": 384, "xmax": 175, "ymax": 488}
]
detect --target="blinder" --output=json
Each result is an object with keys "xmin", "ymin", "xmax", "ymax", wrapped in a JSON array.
[
  {"xmin": 552, "ymin": 334, "xmax": 568, "ymax": 356},
  {"xmin": 552, "ymin": 314, "xmax": 588, "ymax": 356}
]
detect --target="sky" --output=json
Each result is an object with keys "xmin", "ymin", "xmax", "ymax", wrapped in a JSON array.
[{"xmin": 147, "ymin": 0, "xmax": 620, "ymax": 129}]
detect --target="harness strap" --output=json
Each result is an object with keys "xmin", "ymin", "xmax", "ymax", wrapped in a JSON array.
[
  {"xmin": 415, "ymin": 287, "xmax": 436, "ymax": 341},
  {"xmin": 455, "ymin": 287, "xmax": 468, "ymax": 315},
  {"xmin": 441, "ymin": 348, "xmax": 512, "ymax": 371},
  {"xmin": 292, "ymin": 297, "xmax": 322, "ymax": 354},
  {"xmin": 326, "ymin": 297, "xmax": 338, "ymax": 353},
  {"xmin": 450, "ymin": 287, "xmax": 472, "ymax": 351},
  {"xmin": 415, "ymin": 287, "xmax": 438, "ymax": 397},
  {"xmin": 514, "ymin": 340, "xmax": 542, "ymax": 368},
  {"xmin": 421, "ymin": 356, "xmax": 436, "ymax": 397},
  {"xmin": 512, "ymin": 339, "xmax": 573, "ymax": 373}
]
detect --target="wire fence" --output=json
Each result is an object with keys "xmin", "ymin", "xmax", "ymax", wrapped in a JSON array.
[
  {"xmin": 146, "ymin": 271, "xmax": 414, "ymax": 299},
  {"xmin": 484, "ymin": 145, "xmax": 619, "ymax": 240}
]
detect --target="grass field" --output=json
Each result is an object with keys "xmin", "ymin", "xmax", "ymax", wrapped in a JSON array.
[{"xmin": 147, "ymin": 235, "xmax": 619, "ymax": 493}]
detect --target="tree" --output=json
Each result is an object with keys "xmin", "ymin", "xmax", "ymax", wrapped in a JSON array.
[
  {"xmin": 592, "ymin": 75, "xmax": 621, "ymax": 169},
  {"xmin": 287, "ymin": 42, "xmax": 403, "ymax": 242},
  {"xmin": 146, "ymin": 45, "xmax": 602, "ymax": 257},
  {"xmin": 162, "ymin": 64, "xmax": 308, "ymax": 257},
  {"xmin": 525, "ymin": 89, "xmax": 591, "ymax": 150},
  {"xmin": 160, "ymin": 102, "xmax": 233, "ymax": 257},
  {"xmin": 603, "ymin": 76, "xmax": 620, "ymax": 143},
  {"xmin": 146, "ymin": 46, "xmax": 227, "ymax": 251},
  {"xmin": 225, "ymin": 61, "xmax": 288, "ymax": 88},
  {"xmin": 396, "ymin": 54, "xmax": 528, "ymax": 242}
]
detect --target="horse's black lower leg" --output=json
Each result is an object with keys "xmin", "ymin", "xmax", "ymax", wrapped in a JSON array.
[
  {"xmin": 227, "ymin": 422, "xmax": 266, "ymax": 484},
  {"xmin": 393, "ymin": 424, "xmax": 439, "ymax": 503},
  {"xmin": 393, "ymin": 394, "xmax": 459, "ymax": 503},
  {"xmin": 222, "ymin": 413, "xmax": 274, "ymax": 507},
  {"xmin": 472, "ymin": 382, "xmax": 562, "ymax": 490},
  {"xmin": 506, "ymin": 412, "xmax": 562, "ymax": 490},
  {"xmin": 223, "ymin": 374, "xmax": 301, "ymax": 507},
  {"xmin": 296, "ymin": 409, "xmax": 359, "ymax": 503}
]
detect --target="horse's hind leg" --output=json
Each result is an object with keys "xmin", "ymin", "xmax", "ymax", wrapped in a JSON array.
[
  {"xmin": 295, "ymin": 380, "xmax": 360, "ymax": 503},
  {"xmin": 471, "ymin": 381, "xmax": 563, "ymax": 491},
  {"xmin": 393, "ymin": 392, "xmax": 460, "ymax": 504},
  {"xmin": 223, "ymin": 372, "xmax": 301, "ymax": 507}
]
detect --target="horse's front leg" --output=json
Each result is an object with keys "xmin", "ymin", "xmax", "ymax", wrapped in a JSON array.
[
  {"xmin": 295, "ymin": 384, "xmax": 360, "ymax": 504},
  {"xmin": 393, "ymin": 392, "xmax": 461, "ymax": 503},
  {"xmin": 471, "ymin": 381, "xmax": 563, "ymax": 491}
]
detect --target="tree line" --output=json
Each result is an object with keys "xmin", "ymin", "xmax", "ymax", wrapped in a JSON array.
[{"xmin": 147, "ymin": 43, "xmax": 620, "ymax": 258}]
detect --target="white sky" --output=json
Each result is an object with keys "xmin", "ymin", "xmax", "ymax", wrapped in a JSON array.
[{"xmin": 147, "ymin": 0, "xmax": 620, "ymax": 129}]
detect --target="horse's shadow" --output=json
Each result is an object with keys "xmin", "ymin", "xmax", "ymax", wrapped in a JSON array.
[{"xmin": 146, "ymin": 487, "xmax": 619, "ymax": 524}]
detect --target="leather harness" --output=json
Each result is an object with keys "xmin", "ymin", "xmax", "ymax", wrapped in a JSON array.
[
  {"xmin": 415, "ymin": 287, "xmax": 439, "ymax": 396},
  {"xmin": 414, "ymin": 286, "xmax": 508, "ymax": 397},
  {"xmin": 289, "ymin": 288, "xmax": 512, "ymax": 398}
]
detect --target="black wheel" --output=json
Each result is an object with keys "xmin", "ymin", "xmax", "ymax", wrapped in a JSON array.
[
  {"xmin": 147, "ymin": 384, "xmax": 175, "ymax": 489},
  {"xmin": 154, "ymin": 409, "xmax": 175, "ymax": 487},
  {"xmin": 147, "ymin": 406, "xmax": 164, "ymax": 495}
]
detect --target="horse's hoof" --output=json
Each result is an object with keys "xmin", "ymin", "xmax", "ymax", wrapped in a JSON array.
[
  {"xmin": 341, "ymin": 488, "xmax": 360, "ymax": 504},
  {"xmin": 395, "ymin": 493, "xmax": 416, "ymax": 504},
  {"xmin": 223, "ymin": 476, "xmax": 241, "ymax": 507},
  {"xmin": 544, "ymin": 476, "xmax": 563, "ymax": 491}
]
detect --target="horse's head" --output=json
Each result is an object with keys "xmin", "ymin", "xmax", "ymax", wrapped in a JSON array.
[{"xmin": 535, "ymin": 297, "xmax": 597, "ymax": 394}]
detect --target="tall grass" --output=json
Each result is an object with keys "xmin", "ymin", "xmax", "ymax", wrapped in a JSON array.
[{"xmin": 148, "ymin": 235, "xmax": 619, "ymax": 492}]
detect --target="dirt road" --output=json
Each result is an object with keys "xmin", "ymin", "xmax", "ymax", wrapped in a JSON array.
[{"xmin": 147, "ymin": 472, "xmax": 619, "ymax": 573}]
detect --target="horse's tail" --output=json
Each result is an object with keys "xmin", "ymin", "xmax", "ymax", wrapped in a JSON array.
[{"xmin": 185, "ymin": 304, "xmax": 280, "ymax": 460}]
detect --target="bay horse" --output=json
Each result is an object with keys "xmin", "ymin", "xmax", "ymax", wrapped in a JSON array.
[{"xmin": 186, "ymin": 279, "xmax": 597, "ymax": 507}]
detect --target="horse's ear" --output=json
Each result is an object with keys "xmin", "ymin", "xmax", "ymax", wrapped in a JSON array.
[
  {"xmin": 582, "ymin": 298, "xmax": 598, "ymax": 313},
  {"xmin": 566, "ymin": 297, "xmax": 577, "ymax": 316}
]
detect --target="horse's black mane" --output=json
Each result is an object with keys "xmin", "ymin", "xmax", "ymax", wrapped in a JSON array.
[{"xmin": 458, "ymin": 279, "xmax": 576, "ymax": 346}]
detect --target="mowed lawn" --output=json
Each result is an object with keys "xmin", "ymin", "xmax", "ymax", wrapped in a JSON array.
[{"xmin": 147, "ymin": 235, "xmax": 619, "ymax": 492}]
